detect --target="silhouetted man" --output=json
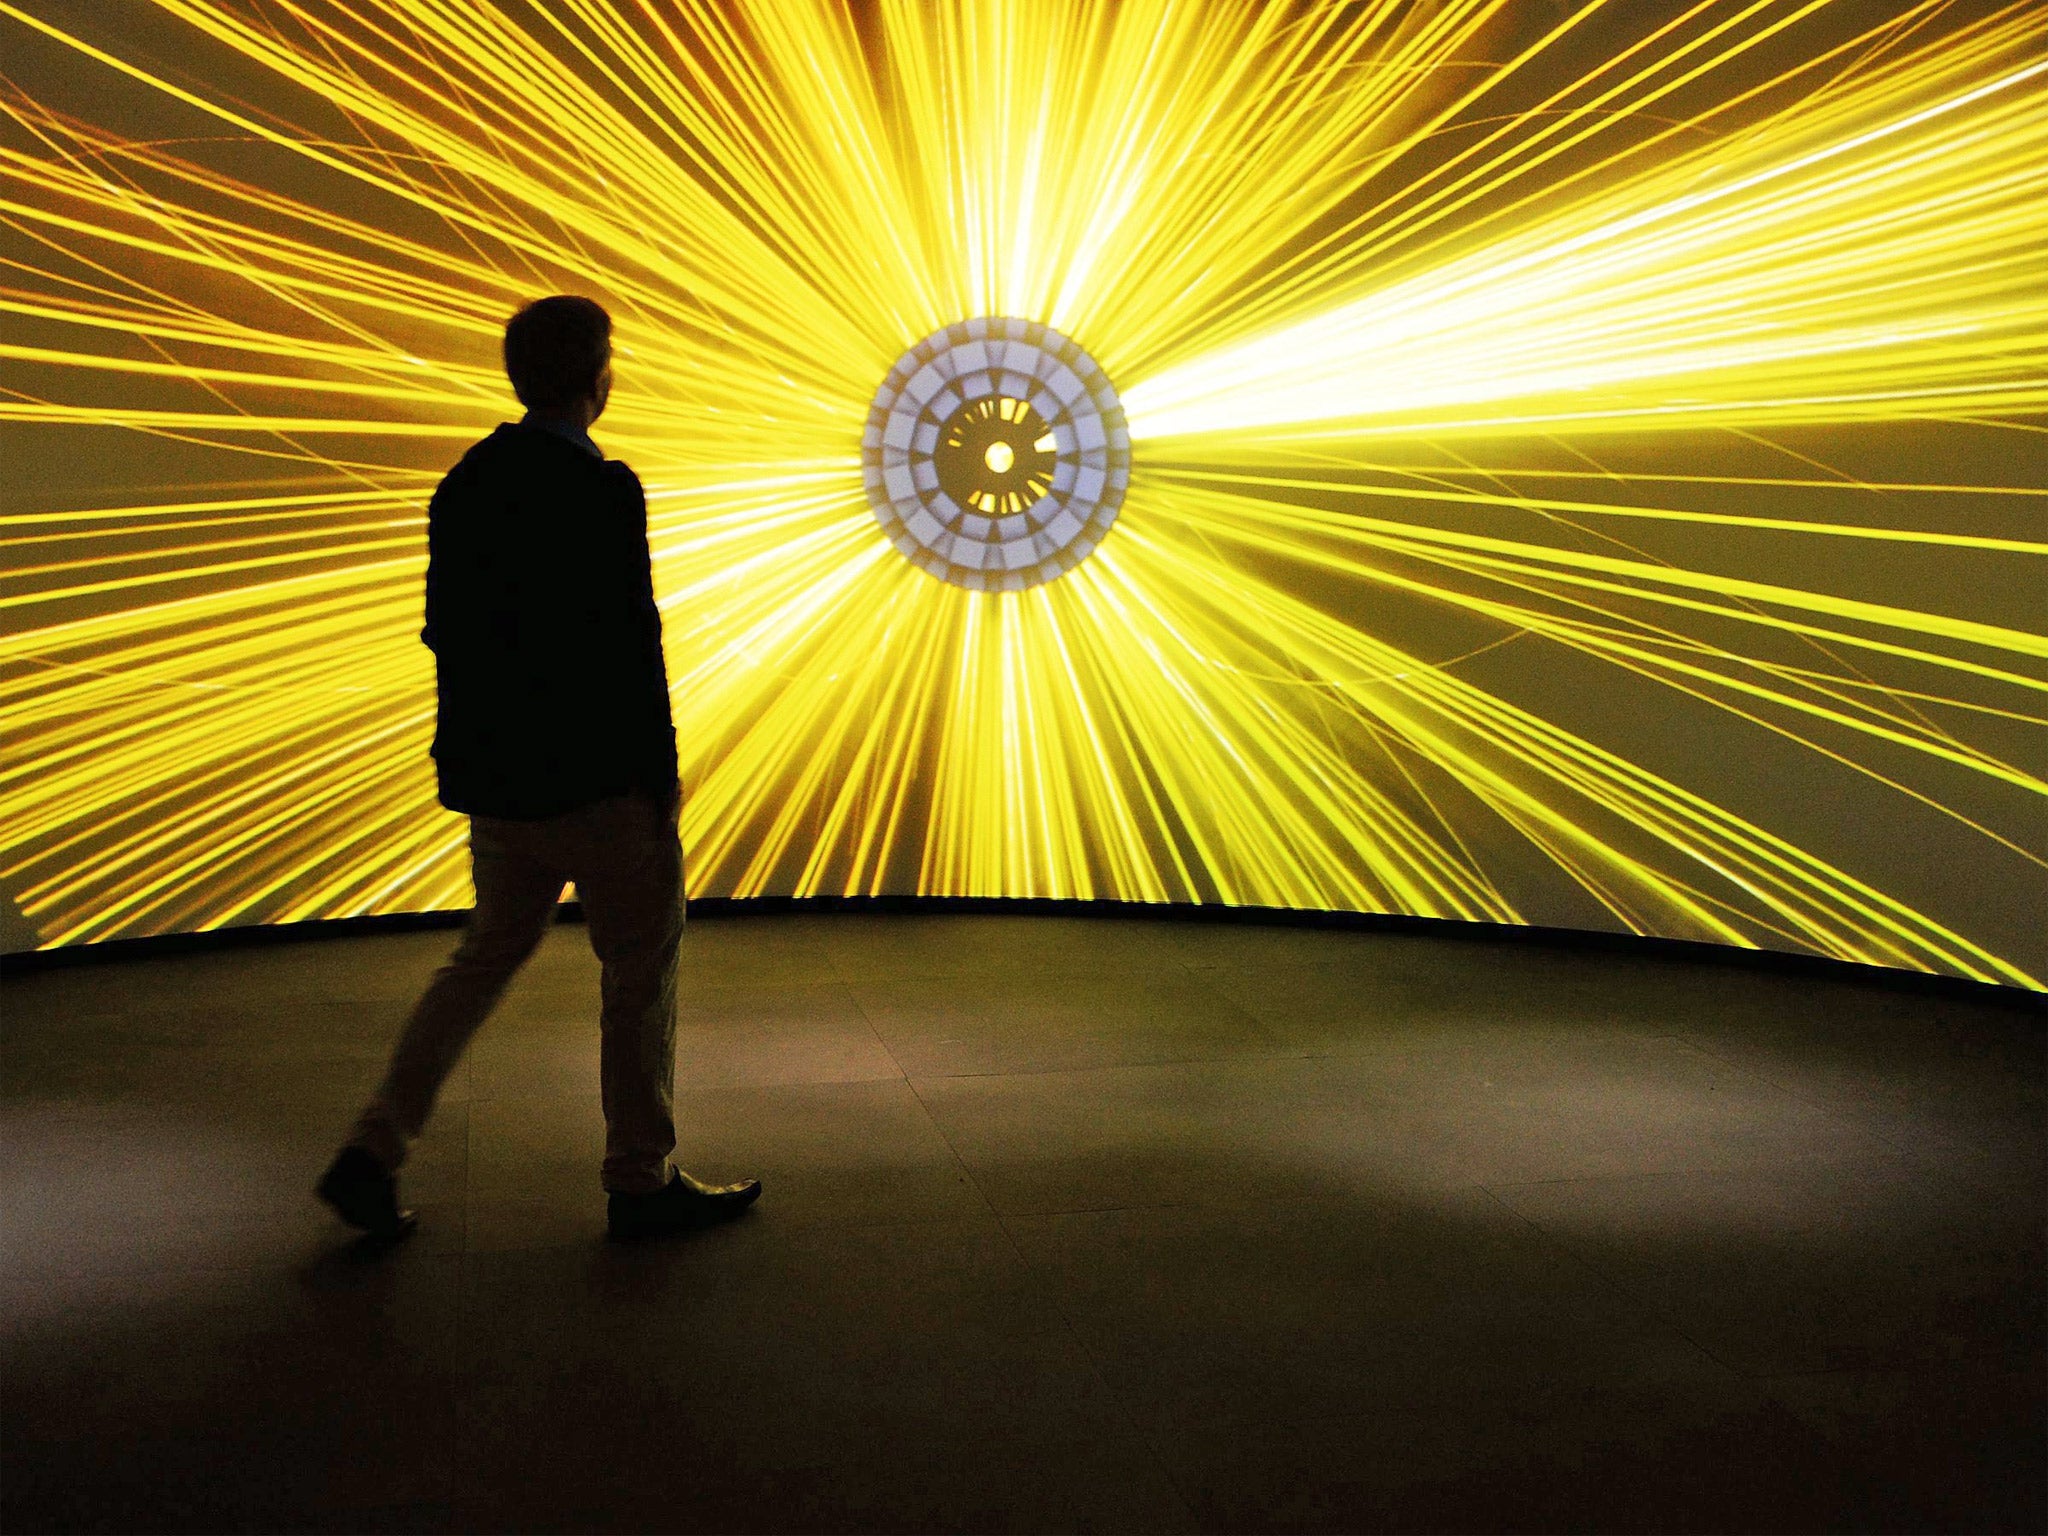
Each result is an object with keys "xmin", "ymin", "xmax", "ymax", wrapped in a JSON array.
[{"xmin": 317, "ymin": 295, "xmax": 760, "ymax": 1242}]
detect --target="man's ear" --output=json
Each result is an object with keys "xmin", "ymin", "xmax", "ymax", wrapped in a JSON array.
[{"xmin": 591, "ymin": 363, "xmax": 613, "ymax": 423}]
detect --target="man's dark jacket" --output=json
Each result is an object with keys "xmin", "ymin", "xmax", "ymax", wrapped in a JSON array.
[{"xmin": 424, "ymin": 422, "xmax": 678, "ymax": 820}]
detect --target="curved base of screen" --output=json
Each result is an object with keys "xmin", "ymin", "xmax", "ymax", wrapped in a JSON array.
[{"xmin": 6, "ymin": 898, "xmax": 2041, "ymax": 1008}]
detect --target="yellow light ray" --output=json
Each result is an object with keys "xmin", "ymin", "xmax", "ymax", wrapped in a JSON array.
[{"xmin": 0, "ymin": 0, "xmax": 2039, "ymax": 988}]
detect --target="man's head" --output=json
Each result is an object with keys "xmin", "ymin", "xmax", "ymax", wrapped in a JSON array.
[{"xmin": 503, "ymin": 295, "xmax": 612, "ymax": 422}]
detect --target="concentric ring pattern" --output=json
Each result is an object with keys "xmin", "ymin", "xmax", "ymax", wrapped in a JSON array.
[
  {"xmin": 0, "ymin": 2, "xmax": 2043, "ymax": 987},
  {"xmin": 863, "ymin": 317, "xmax": 1130, "ymax": 592}
]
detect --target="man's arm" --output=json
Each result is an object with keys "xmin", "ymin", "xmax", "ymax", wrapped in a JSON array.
[
  {"xmin": 421, "ymin": 454, "xmax": 486, "ymax": 660},
  {"xmin": 421, "ymin": 481, "xmax": 447, "ymax": 656},
  {"xmin": 609, "ymin": 464, "xmax": 680, "ymax": 806}
]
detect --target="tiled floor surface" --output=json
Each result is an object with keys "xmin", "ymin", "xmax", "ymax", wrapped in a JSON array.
[{"xmin": 3, "ymin": 914, "xmax": 2042, "ymax": 1532}]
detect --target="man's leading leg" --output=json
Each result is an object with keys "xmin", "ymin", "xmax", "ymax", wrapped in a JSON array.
[
  {"xmin": 569, "ymin": 793, "xmax": 684, "ymax": 1195},
  {"xmin": 570, "ymin": 792, "xmax": 759, "ymax": 1239}
]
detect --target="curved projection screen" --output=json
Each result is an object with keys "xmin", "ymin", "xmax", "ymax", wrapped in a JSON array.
[{"xmin": 2, "ymin": 1, "xmax": 2044, "ymax": 988}]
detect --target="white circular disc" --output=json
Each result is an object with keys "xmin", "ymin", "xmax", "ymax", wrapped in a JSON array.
[{"xmin": 861, "ymin": 316, "xmax": 1131, "ymax": 592}]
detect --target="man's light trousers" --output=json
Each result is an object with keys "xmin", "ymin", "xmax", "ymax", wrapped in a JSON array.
[{"xmin": 348, "ymin": 792, "xmax": 683, "ymax": 1194}]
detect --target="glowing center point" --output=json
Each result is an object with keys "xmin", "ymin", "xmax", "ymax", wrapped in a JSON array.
[{"xmin": 861, "ymin": 316, "xmax": 1132, "ymax": 593}]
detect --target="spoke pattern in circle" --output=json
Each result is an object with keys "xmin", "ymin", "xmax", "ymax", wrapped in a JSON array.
[{"xmin": 863, "ymin": 317, "xmax": 1130, "ymax": 592}]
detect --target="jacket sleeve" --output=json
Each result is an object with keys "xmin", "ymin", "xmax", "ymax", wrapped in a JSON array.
[
  {"xmin": 421, "ymin": 457, "xmax": 495, "ymax": 777},
  {"xmin": 421, "ymin": 454, "xmax": 484, "ymax": 661}
]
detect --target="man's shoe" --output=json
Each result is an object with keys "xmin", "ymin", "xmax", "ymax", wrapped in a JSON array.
[
  {"xmin": 607, "ymin": 1167, "xmax": 761, "ymax": 1241},
  {"xmin": 316, "ymin": 1146, "xmax": 418, "ymax": 1241}
]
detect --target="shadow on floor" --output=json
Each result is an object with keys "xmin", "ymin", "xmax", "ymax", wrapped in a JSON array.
[{"xmin": 3, "ymin": 914, "xmax": 2042, "ymax": 1533}]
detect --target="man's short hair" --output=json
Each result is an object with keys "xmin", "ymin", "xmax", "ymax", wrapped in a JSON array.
[{"xmin": 503, "ymin": 295, "xmax": 611, "ymax": 409}]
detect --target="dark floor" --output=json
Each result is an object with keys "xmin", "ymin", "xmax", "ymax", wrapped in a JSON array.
[{"xmin": 2, "ymin": 913, "xmax": 2042, "ymax": 1534}]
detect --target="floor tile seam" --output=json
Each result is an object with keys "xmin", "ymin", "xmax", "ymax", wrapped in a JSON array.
[
  {"xmin": 1844, "ymin": 1112, "xmax": 2040, "ymax": 1175},
  {"xmin": 1663, "ymin": 1027, "xmax": 1980, "ymax": 1136},
  {"xmin": 0, "ymin": 1048, "xmax": 397, "ymax": 1073},
  {"xmin": 899, "ymin": 1046, "xmax": 1335, "ymax": 1092},
  {"xmin": 465, "ymin": 1067, "xmax": 916, "ymax": 1107},
  {"xmin": 1477, "ymin": 1164, "xmax": 1780, "ymax": 1196},
  {"xmin": 1203, "ymin": 990, "xmax": 1303, "ymax": 1056},
  {"xmin": 1247, "ymin": 1031, "xmax": 1711, "ymax": 1069},
  {"xmin": 464, "ymin": 1072, "xmax": 911, "ymax": 1106},
  {"xmin": 810, "ymin": 979, "xmax": 909, "ymax": 1085},
  {"xmin": 835, "ymin": 990, "xmax": 1265, "ymax": 1023},
  {"xmin": 831, "ymin": 986, "xmax": 919, "ymax": 1091},
  {"xmin": 891, "ymin": 1044, "xmax": 1322, "ymax": 1084},
  {"xmin": 463, "ymin": 1070, "xmax": 928, "ymax": 1110},
  {"xmin": 461, "ymin": 1206, "xmax": 1033, "ymax": 1244},
  {"xmin": 1468, "ymin": 1184, "xmax": 1751, "ymax": 1380},
  {"xmin": 995, "ymin": 1186, "xmax": 1633, "ymax": 1222},
  {"xmin": 1265, "ymin": 1025, "xmax": 1779, "ymax": 1059},
  {"xmin": 457, "ymin": 1203, "xmax": 1052, "ymax": 1256},
  {"xmin": 984, "ymin": 1195, "xmax": 1325, "ymax": 1221},
  {"xmin": 996, "ymin": 1193, "xmax": 1674, "ymax": 1242},
  {"xmin": 1103, "ymin": 1404, "xmax": 1206, "ymax": 1532},
  {"xmin": 851, "ymin": 1018, "xmax": 1012, "ymax": 1234},
  {"xmin": 1171, "ymin": 948, "xmax": 1391, "ymax": 973},
  {"xmin": 869, "ymin": 1028, "xmax": 1773, "ymax": 1084},
  {"xmin": 680, "ymin": 996, "xmax": 920, "ymax": 1029},
  {"xmin": 1474, "ymin": 1144, "xmax": 1940, "ymax": 1200},
  {"xmin": 1, "ymin": 1252, "xmax": 470, "ymax": 1289}
]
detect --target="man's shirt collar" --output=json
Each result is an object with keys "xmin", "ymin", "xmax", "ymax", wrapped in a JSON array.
[{"xmin": 520, "ymin": 411, "xmax": 602, "ymax": 460}]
